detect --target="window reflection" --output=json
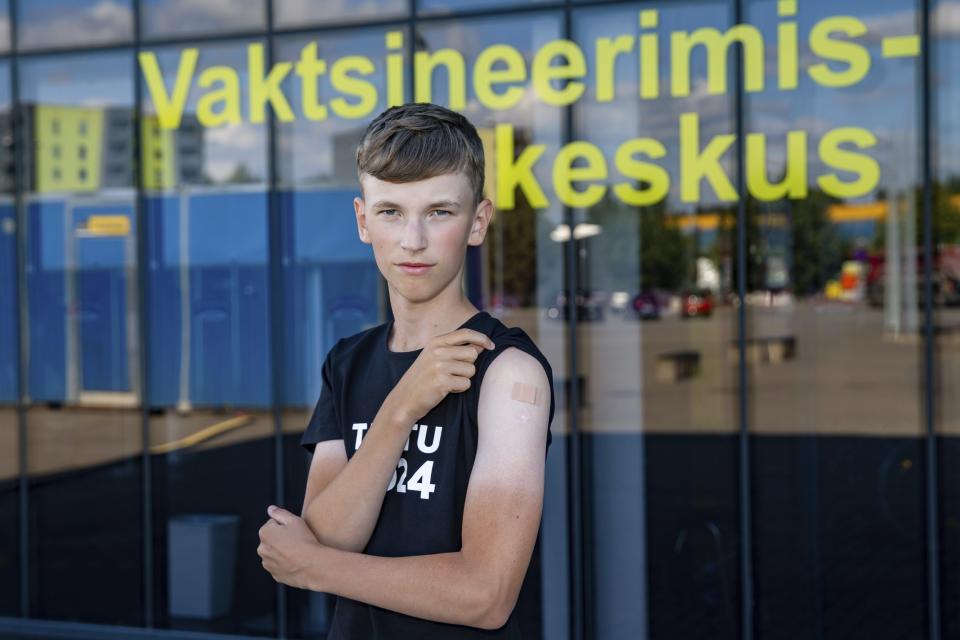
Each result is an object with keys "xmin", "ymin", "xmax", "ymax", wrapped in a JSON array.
[
  {"xmin": 0, "ymin": 407, "xmax": 15, "ymax": 616},
  {"xmin": 0, "ymin": 1, "xmax": 952, "ymax": 638},
  {"xmin": 273, "ymin": 0, "xmax": 407, "ymax": 28},
  {"xmin": 573, "ymin": 3, "xmax": 740, "ymax": 638},
  {"xmin": 141, "ymin": 0, "xmax": 265, "ymax": 39},
  {"xmin": 414, "ymin": 13, "xmax": 567, "ymax": 639},
  {"xmin": 0, "ymin": 60, "xmax": 12, "ymax": 406},
  {"xmin": 16, "ymin": 0, "xmax": 132, "ymax": 50},
  {"xmin": 0, "ymin": 56, "xmax": 14, "ymax": 613},
  {"xmin": 0, "ymin": 1, "xmax": 9, "ymax": 52},
  {"xmin": 935, "ymin": 1, "xmax": 960, "ymax": 638},
  {"xmin": 745, "ymin": 0, "xmax": 925, "ymax": 636},
  {"xmin": 418, "ymin": 0, "xmax": 552, "ymax": 14},
  {"xmin": 272, "ymin": 27, "xmax": 404, "ymax": 636},
  {"xmin": 139, "ymin": 40, "xmax": 276, "ymax": 636},
  {"xmin": 19, "ymin": 50, "xmax": 142, "ymax": 626}
]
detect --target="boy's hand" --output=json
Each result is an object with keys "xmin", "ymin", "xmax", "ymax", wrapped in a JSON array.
[
  {"xmin": 390, "ymin": 328, "xmax": 495, "ymax": 422},
  {"xmin": 258, "ymin": 505, "xmax": 323, "ymax": 590}
]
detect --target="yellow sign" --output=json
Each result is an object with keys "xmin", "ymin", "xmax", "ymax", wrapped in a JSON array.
[
  {"xmin": 137, "ymin": 3, "xmax": 920, "ymax": 210},
  {"xmin": 86, "ymin": 215, "xmax": 131, "ymax": 237}
]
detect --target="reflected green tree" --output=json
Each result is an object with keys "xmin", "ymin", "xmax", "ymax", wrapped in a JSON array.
[{"xmin": 586, "ymin": 189, "xmax": 692, "ymax": 294}]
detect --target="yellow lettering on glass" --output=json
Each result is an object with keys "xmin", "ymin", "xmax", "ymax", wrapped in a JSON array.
[
  {"xmin": 553, "ymin": 142, "xmax": 608, "ymax": 208},
  {"xmin": 138, "ymin": 49, "xmax": 198, "ymax": 129}
]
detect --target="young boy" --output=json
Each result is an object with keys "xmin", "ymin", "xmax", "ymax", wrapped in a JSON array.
[{"xmin": 257, "ymin": 102, "xmax": 555, "ymax": 639}]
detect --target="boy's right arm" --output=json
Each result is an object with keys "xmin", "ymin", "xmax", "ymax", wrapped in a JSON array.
[
  {"xmin": 300, "ymin": 328, "xmax": 495, "ymax": 554},
  {"xmin": 300, "ymin": 394, "xmax": 416, "ymax": 553}
]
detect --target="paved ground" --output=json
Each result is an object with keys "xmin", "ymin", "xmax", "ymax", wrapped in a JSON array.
[{"xmin": 2, "ymin": 300, "xmax": 959, "ymax": 481}]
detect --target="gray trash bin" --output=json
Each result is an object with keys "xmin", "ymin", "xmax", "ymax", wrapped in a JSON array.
[{"xmin": 168, "ymin": 514, "xmax": 239, "ymax": 619}]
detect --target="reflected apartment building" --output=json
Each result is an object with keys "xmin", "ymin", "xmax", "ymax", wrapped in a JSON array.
[{"xmin": 2, "ymin": 1, "xmax": 960, "ymax": 640}]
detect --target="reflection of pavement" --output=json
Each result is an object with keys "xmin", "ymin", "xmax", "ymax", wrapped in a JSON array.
[
  {"xmin": 3, "ymin": 300, "xmax": 960, "ymax": 482},
  {"xmin": 501, "ymin": 302, "xmax": 960, "ymax": 436},
  {"xmin": 0, "ymin": 407, "xmax": 310, "ymax": 482}
]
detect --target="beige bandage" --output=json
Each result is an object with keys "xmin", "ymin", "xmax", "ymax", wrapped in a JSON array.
[{"xmin": 511, "ymin": 381, "xmax": 538, "ymax": 405}]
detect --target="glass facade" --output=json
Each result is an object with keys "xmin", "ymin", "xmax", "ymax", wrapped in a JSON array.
[{"xmin": 0, "ymin": 0, "xmax": 956, "ymax": 639}]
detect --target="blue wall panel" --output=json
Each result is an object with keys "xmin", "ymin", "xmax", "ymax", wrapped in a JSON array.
[
  {"xmin": 0, "ymin": 204, "xmax": 16, "ymax": 403},
  {"xmin": 26, "ymin": 201, "xmax": 66, "ymax": 402}
]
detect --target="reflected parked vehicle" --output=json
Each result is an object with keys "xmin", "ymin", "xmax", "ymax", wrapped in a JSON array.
[
  {"xmin": 632, "ymin": 290, "xmax": 661, "ymax": 320},
  {"xmin": 546, "ymin": 289, "xmax": 605, "ymax": 322},
  {"xmin": 681, "ymin": 289, "xmax": 714, "ymax": 318}
]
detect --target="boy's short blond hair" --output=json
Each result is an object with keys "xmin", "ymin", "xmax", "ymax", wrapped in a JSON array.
[{"xmin": 356, "ymin": 103, "xmax": 485, "ymax": 206}]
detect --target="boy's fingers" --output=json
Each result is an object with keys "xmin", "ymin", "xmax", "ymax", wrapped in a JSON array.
[{"xmin": 442, "ymin": 329, "xmax": 495, "ymax": 350}]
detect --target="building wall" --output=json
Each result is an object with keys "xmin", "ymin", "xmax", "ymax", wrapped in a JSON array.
[{"xmin": 1, "ymin": 1, "xmax": 959, "ymax": 639}]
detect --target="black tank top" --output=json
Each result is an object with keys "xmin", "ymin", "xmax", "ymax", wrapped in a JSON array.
[{"xmin": 300, "ymin": 310, "xmax": 556, "ymax": 639}]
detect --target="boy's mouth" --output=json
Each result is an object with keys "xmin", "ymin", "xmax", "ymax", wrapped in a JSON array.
[{"xmin": 397, "ymin": 263, "xmax": 434, "ymax": 275}]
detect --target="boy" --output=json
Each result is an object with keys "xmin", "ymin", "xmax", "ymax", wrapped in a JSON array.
[{"xmin": 257, "ymin": 102, "xmax": 555, "ymax": 639}]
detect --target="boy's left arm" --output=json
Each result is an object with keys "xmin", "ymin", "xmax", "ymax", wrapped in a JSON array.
[{"xmin": 258, "ymin": 346, "xmax": 550, "ymax": 630}]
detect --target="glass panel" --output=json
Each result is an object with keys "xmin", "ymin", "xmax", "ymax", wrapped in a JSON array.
[
  {"xmin": 273, "ymin": 25, "xmax": 405, "ymax": 638},
  {"xmin": 0, "ymin": 1, "xmax": 10, "ymax": 52},
  {"xmin": 0, "ymin": 59, "xmax": 12, "ymax": 405},
  {"xmin": 141, "ymin": 0, "xmax": 266, "ymax": 39},
  {"xmin": 0, "ymin": 406, "xmax": 17, "ymax": 617},
  {"xmin": 139, "ymin": 39, "xmax": 275, "ymax": 636},
  {"xmin": 745, "ymin": 0, "xmax": 925, "ymax": 636},
  {"xmin": 16, "ymin": 0, "xmax": 132, "ymax": 50},
  {"xmin": 418, "ymin": 0, "xmax": 553, "ymax": 15},
  {"xmin": 414, "ymin": 13, "xmax": 567, "ymax": 639},
  {"xmin": 0, "ymin": 57, "xmax": 16, "ymax": 616},
  {"xmin": 574, "ymin": 3, "xmax": 740, "ymax": 637},
  {"xmin": 20, "ymin": 51, "xmax": 142, "ymax": 625},
  {"xmin": 273, "ymin": 0, "xmax": 407, "ymax": 28},
  {"xmin": 935, "ymin": 0, "xmax": 960, "ymax": 636}
]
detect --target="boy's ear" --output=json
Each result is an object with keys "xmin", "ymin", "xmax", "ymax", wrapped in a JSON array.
[
  {"xmin": 354, "ymin": 196, "xmax": 371, "ymax": 244},
  {"xmin": 468, "ymin": 197, "xmax": 494, "ymax": 246}
]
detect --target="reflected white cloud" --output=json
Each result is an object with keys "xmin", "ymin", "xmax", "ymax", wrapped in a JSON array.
[
  {"xmin": 275, "ymin": 0, "xmax": 405, "ymax": 25},
  {"xmin": 19, "ymin": 0, "xmax": 132, "ymax": 49},
  {"xmin": 203, "ymin": 121, "xmax": 266, "ymax": 183},
  {"xmin": 143, "ymin": 0, "xmax": 263, "ymax": 36},
  {"xmin": 863, "ymin": 2, "xmax": 960, "ymax": 41}
]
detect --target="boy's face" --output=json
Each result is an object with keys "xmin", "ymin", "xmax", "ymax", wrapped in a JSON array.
[{"xmin": 354, "ymin": 171, "xmax": 492, "ymax": 303}]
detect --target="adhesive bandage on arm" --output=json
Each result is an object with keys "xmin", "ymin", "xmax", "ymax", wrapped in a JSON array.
[{"xmin": 511, "ymin": 381, "xmax": 539, "ymax": 405}]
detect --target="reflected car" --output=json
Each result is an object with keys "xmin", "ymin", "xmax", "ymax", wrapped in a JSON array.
[
  {"xmin": 632, "ymin": 291, "xmax": 661, "ymax": 320},
  {"xmin": 546, "ymin": 289, "xmax": 605, "ymax": 322},
  {"xmin": 681, "ymin": 289, "xmax": 714, "ymax": 318}
]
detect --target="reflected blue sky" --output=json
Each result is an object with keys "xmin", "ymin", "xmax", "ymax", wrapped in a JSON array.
[
  {"xmin": 275, "ymin": 27, "xmax": 400, "ymax": 185},
  {"xmin": 747, "ymin": 0, "xmax": 921, "ymax": 195},
  {"xmin": 574, "ymin": 1, "xmax": 734, "ymax": 210},
  {"xmin": 6, "ymin": 0, "xmax": 957, "ymax": 191},
  {"xmin": 935, "ymin": 0, "xmax": 960, "ymax": 177},
  {"xmin": 19, "ymin": 52, "xmax": 133, "ymax": 107}
]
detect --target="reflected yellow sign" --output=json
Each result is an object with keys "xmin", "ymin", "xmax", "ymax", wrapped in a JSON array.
[{"xmin": 85, "ymin": 215, "xmax": 131, "ymax": 237}]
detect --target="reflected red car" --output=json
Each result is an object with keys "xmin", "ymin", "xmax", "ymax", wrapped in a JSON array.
[{"xmin": 681, "ymin": 289, "xmax": 714, "ymax": 318}]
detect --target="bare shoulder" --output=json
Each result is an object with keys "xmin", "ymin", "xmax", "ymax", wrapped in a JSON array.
[
  {"xmin": 477, "ymin": 346, "xmax": 550, "ymax": 444},
  {"xmin": 483, "ymin": 346, "xmax": 548, "ymax": 386}
]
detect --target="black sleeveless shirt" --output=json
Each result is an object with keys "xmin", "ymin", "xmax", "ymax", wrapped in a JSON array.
[{"xmin": 300, "ymin": 310, "xmax": 555, "ymax": 639}]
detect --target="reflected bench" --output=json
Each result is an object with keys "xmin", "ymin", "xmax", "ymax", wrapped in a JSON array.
[
  {"xmin": 656, "ymin": 350, "xmax": 701, "ymax": 383},
  {"xmin": 728, "ymin": 335, "xmax": 797, "ymax": 365}
]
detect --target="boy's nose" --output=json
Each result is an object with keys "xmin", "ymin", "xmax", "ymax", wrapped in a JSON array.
[{"xmin": 400, "ymin": 222, "xmax": 427, "ymax": 251}]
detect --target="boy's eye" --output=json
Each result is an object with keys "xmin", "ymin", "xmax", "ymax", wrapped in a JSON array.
[
  {"xmin": 432, "ymin": 209, "xmax": 452, "ymax": 217},
  {"xmin": 380, "ymin": 209, "xmax": 398, "ymax": 216}
]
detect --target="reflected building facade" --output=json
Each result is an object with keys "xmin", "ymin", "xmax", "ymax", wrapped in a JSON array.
[{"xmin": 0, "ymin": 0, "xmax": 959, "ymax": 639}]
